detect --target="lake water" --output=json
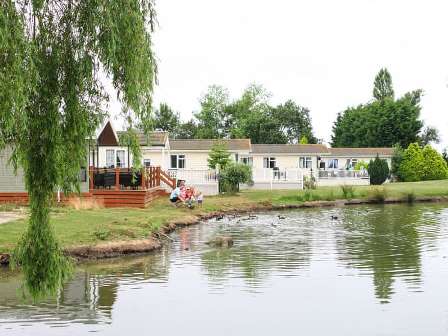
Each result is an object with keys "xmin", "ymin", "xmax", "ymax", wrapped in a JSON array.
[{"xmin": 1, "ymin": 203, "xmax": 448, "ymax": 335}]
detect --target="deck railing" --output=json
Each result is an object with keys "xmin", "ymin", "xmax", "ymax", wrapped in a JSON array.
[
  {"xmin": 89, "ymin": 166, "xmax": 165, "ymax": 191},
  {"xmin": 252, "ymin": 168, "xmax": 304, "ymax": 183},
  {"xmin": 167, "ymin": 169, "xmax": 218, "ymax": 185},
  {"xmin": 317, "ymin": 169, "xmax": 369, "ymax": 179}
]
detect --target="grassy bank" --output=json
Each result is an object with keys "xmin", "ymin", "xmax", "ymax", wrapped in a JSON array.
[{"xmin": 1, "ymin": 180, "xmax": 448, "ymax": 254}]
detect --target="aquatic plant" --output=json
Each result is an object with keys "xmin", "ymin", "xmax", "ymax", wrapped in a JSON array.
[{"xmin": 340, "ymin": 185, "xmax": 355, "ymax": 200}]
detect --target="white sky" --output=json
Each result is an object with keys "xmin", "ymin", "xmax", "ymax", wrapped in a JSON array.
[{"xmin": 110, "ymin": 0, "xmax": 448, "ymax": 148}]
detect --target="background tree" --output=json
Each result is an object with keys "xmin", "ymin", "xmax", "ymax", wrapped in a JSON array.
[
  {"xmin": 332, "ymin": 70, "xmax": 425, "ymax": 148},
  {"xmin": 219, "ymin": 162, "xmax": 252, "ymax": 193},
  {"xmin": 207, "ymin": 143, "xmax": 231, "ymax": 169},
  {"xmin": 373, "ymin": 68, "xmax": 394, "ymax": 100},
  {"xmin": 153, "ymin": 103, "xmax": 180, "ymax": 135},
  {"xmin": 368, "ymin": 155, "xmax": 390, "ymax": 185},
  {"xmin": 390, "ymin": 144, "xmax": 404, "ymax": 181},
  {"xmin": 0, "ymin": 0, "xmax": 157, "ymax": 297},
  {"xmin": 194, "ymin": 85, "xmax": 231, "ymax": 139},
  {"xmin": 272, "ymin": 100, "xmax": 317, "ymax": 144},
  {"xmin": 175, "ymin": 119, "xmax": 198, "ymax": 139},
  {"xmin": 418, "ymin": 126, "xmax": 440, "ymax": 146}
]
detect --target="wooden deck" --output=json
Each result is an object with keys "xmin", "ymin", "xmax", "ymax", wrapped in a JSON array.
[{"xmin": 0, "ymin": 166, "xmax": 176, "ymax": 208}]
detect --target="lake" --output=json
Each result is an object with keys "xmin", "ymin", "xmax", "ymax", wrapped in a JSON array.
[{"xmin": 1, "ymin": 203, "xmax": 448, "ymax": 335}]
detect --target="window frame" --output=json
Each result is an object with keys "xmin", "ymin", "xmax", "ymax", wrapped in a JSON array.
[
  {"xmin": 170, "ymin": 154, "xmax": 186, "ymax": 169},
  {"xmin": 263, "ymin": 157, "xmax": 276, "ymax": 169},
  {"xmin": 328, "ymin": 159, "xmax": 339, "ymax": 169},
  {"xmin": 116, "ymin": 150, "xmax": 126, "ymax": 168},
  {"xmin": 299, "ymin": 156, "xmax": 312, "ymax": 169}
]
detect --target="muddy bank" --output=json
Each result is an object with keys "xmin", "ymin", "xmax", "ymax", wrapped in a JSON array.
[{"xmin": 2, "ymin": 195, "xmax": 448, "ymax": 266}]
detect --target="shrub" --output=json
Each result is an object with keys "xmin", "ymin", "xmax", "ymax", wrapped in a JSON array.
[
  {"xmin": 421, "ymin": 145, "xmax": 448, "ymax": 180},
  {"xmin": 369, "ymin": 187, "xmax": 387, "ymax": 203},
  {"xmin": 341, "ymin": 185, "xmax": 355, "ymax": 199},
  {"xmin": 368, "ymin": 155, "xmax": 390, "ymax": 185},
  {"xmin": 219, "ymin": 162, "xmax": 252, "ymax": 193},
  {"xmin": 303, "ymin": 175, "xmax": 317, "ymax": 190},
  {"xmin": 354, "ymin": 160, "xmax": 369, "ymax": 171},
  {"xmin": 398, "ymin": 143, "xmax": 424, "ymax": 182},
  {"xmin": 208, "ymin": 142, "xmax": 231, "ymax": 169}
]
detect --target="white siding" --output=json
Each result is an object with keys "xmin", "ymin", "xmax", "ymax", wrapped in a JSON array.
[{"xmin": 0, "ymin": 148, "xmax": 26, "ymax": 192}]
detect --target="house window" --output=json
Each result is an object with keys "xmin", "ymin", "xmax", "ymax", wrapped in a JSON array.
[
  {"xmin": 143, "ymin": 159, "xmax": 151, "ymax": 168},
  {"xmin": 106, "ymin": 149, "xmax": 115, "ymax": 168},
  {"xmin": 299, "ymin": 156, "xmax": 312, "ymax": 169},
  {"xmin": 350, "ymin": 159, "xmax": 358, "ymax": 169},
  {"xmin": 116, "ymin": 150, "xmax": 125, "ymax": 168},
  {"xmin": 170, "ymin": 154, "xmax": 185, "ymax": 169},
  {"xmin": 263, "ymin": 157, "xmax": 276, "ymax": 168},
  {"xmin": 328, "ymin": 159, "xmax": 339, "ymax": 169}
]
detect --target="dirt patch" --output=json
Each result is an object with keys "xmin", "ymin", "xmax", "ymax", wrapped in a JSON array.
[{"xmin": 0, "ymin": 212, "xmax": 25, "ymax": 225}]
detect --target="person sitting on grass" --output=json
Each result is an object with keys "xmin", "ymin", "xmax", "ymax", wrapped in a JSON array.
[
  {"xmin": 169, "ymin": 181, "xmax": 185, "ymax": 206},
  {"xmin": 185, "ymin": 187, "xmax": 196, "ymax": 209}
]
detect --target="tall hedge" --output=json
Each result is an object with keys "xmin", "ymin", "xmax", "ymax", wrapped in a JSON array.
[
  {"xmin": 368, "ymin": 155, "xmax": 390, "ymax": 185},
  {"xmin": 421, "ymin": 145, "xmax": 448, "ymax": 180},
  {"xmin": 398, "ymin": 143, "xmax": 424, "ymax": 182}
]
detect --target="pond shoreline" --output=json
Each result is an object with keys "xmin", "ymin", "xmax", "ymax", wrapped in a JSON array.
[{"xmin": 1, "ymin": 195, "xmax": 448, "ymax": 267}]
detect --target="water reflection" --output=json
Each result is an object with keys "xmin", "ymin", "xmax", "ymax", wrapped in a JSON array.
[
  {"xmin": 1, "ymin": 204, "xmax": 448, "ymax": 334},
  {"xmin": 0, "ymin": 251, "xmax": 171, "ymax": 328},
  {"xmin": 335, "ymin": 204, "xmax": 442, "ymax": 303}
]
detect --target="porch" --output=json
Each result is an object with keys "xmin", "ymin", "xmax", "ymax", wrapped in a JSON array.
[{"xmin": 88, "ymin": 166, "xmax": 176, "ymax": 208}]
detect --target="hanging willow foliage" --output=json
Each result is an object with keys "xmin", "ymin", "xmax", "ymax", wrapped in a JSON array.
[{"xmin": 0, "ymin": 0, "xmax": 157, "ymax": 299}]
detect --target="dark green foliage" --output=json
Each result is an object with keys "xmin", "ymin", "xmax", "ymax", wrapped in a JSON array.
[
  {"xmin": 368, "ymin": 155, "xmax": 390, "ymax": 185},
  {"xmin": 1, "ymin": 0, "xmax": 157, "ymax": 298},
  {"xmin": 332, "ymin": 69, "xmax": 425, "ymax": 148},
  {"xmin": 418, "ymin": 126, "xmax": 440, "ymax": 146},
  {"xmin": 175, "ymin": 119, "xmax": 198, "ymax": 139},
  {"xmin": 153, "ymin": 103, "xmax": 180, "ymax": 134},
  {"xmin": 391, "ymin": 144, "xmax": 404, "ymax": 181},
  {"xmin": 207, "ymin": 143, "xmax": 231, "ymax": 169},
  {"xmin": 373, "ymin": 68, "xmax": 394, "ymax": 100},
  {"xmin": 219, "ymin": 163, "xmax": 252, "ymax": 193},
  {"xmin": 192, "ymin": 83, "xmax": 316, "ymax": 144}
]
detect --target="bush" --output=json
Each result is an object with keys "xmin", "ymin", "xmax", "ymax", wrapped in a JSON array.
[
  {"xmin": 368, "ymin": 155, "xmax": 390, "ymax": 185},
  {"xmin": 354, "ymin": 160, "xmax": 369, "ymax": 171},
  {"xmin": 303, "ymin": 175, "xmax": 317, "ymax": 189},
  {"xmin": 340, "ymin": 185, "xmax": 355, "ymax": 199},
  {"xmin": 421, "ymin": 145, "xmax": 448, "ymax": 180},
  {"xmin": 398, "ymin": 143, "xmax": 424, "ymax": 182},
  {"xmin": 219, "ymin": 162, "xmax": 252, "ymax": 193}
]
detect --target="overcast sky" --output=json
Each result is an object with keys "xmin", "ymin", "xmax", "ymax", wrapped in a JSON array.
[{"xmin": 110, "ymin": 0, "xmax": 448, "ymax": 148}]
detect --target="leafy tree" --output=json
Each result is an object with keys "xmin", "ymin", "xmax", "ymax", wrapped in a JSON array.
[
  {"xmin": 219, "ymin": 162, "xmax": 252, "ymax": 193},
  {"xmin": 443, "ymin": 148, "xmax": 448, "ymax": 164},
  {"xmin": 421, "ymin": 145, "xmax": 448, "ymax": 180},
  {"xmin": 418, "ymin": 126, "xmax": 440, "ymax": 146},
  {"xmin": 272, "ymin": 100, "xmax": 317, "ymax": 144},
  {"xmin": 1, "ymin": 0, "xmax": 157, "ymax": 298},
  {"xmin": 194, "ymin": 85, "xmax": 231, "ymax": 139},
  {"xmin": 207, "ymin": 143, "xmax": 231, "ymax": 169},
  {"xmin": 398, "ymin": 143, "xmax": 425, "ymax": 182},
  {"xmin": 354, "ymin": 160, "xmax": 369, "ymax": 171},
  {"xmin": 373, "ymin": 68, "xmax": 394, "ymax": 100},
  {"xmin": 368, "ymin": 155, "xmax": 390, "ymax": 185},
  {"xmin": 299, "ymin": 136, "xmax": 309, "ymax": 144},
  {"xmin": 331, "ymin": 70, "xmax": 424, "ymax": 148},
  {"xmin": 153, "ymin": 103, "xmax": 180, "ymax": 135},
  {"xmin": 390, "ymin": 144, "xmax": 404, "ymax": 181},
  {"xmin": 175, "ymin": 119, "xmax": 198, "ymax": 139}
]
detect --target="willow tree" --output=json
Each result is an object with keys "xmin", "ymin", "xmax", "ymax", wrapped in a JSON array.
[{"xmin": 0, "ymin": 0, "xmax": 157, "ymax": 298}]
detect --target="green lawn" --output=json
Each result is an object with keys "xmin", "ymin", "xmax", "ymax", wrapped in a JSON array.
[{"xmin": 1, "ymin": 180, "xmax": 448, "ymax": 253}]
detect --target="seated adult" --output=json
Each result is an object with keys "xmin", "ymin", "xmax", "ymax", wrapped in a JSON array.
[{"xmin": 169, "ymin": 180, "xmax": 186, "ymax": 205}]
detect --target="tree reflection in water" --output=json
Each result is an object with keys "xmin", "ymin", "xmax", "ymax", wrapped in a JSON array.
[{"xmin": 335, "ymin": 204, "xmax": 442, "ymax": 303}]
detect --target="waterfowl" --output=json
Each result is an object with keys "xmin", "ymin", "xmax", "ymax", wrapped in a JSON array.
[{"xmin": 331, "ymin": 215, "xmax": 338, "ymax": 220}]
